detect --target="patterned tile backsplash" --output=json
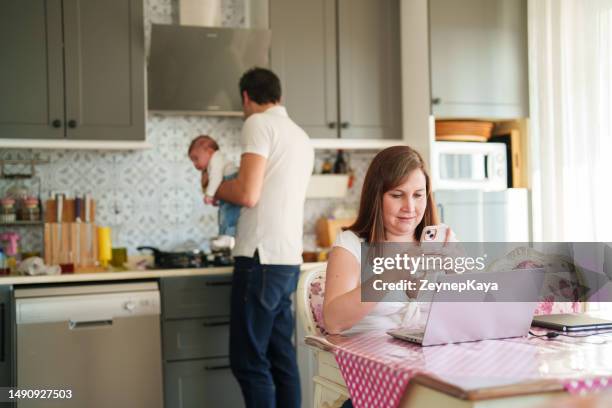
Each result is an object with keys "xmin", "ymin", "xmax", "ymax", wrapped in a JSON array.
[{"xmin": 0, "ymin": 0, "xmax": 373, "ymax": 255}]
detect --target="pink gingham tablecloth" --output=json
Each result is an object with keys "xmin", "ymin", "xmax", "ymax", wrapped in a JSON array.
[
  {"xmin": 564, "ymin": 377, "xmax": 612, "ymax": 395},
  {"xmin": 331, "ymin": 331, "xmax": 612, "ymax": 408}
]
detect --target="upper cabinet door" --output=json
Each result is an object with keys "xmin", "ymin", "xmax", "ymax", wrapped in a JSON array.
[
  {"xmin": 337, "ymin": 0, "xmax": 401, "ymax": 139},
  {"xmin": 63, "ymin": 0, "xmax": 145, "ymax": 140},
  {"xmin": 270, "ymin": 0, "xmax": 338, "ymax": 139},
  {"xmin": 430, "ymin": 0, "xmax": 529, "ymax": 119},
  {"xmin": 0, "ymin": 0, "xmax": 64, "ymax": 139}
]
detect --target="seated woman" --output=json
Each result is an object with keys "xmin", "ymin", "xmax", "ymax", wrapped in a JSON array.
[{"xmin": 323, "ymin": 145, "xmax": 454, "ymax": 335}]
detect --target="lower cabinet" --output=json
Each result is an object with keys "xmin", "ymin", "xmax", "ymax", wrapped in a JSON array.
[
  {"xmin": 163, "ymin": 317, "xmax": 231, "ymax": 361},
  {"xmin": 160, "ymin": 275, "xmax": 243, "ymax": 408},
  {"xmin": 0, "ymin": 285, "xmax": 14, "ymax": 406},
  {"xmin": 164, "ymin": 358, "xmax": 243, "ymax": 408}
]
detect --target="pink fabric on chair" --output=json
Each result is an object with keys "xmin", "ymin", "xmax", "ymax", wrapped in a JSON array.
[
  {"xmin": 309, "ymin": 274, "xmax": 328, "ymax": 334},
  {"xmin": 491, "ymin": 248, "xmax": 582, "ymax": 315}
]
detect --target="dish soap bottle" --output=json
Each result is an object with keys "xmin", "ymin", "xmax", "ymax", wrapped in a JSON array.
[{"xmin": 0, "ymin": 232, "xmax": 20, "ymax": 274}]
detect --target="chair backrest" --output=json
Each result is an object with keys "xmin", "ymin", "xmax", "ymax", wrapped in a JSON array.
[{"xmin": 297, "ymin": 263, "xmax": 327, "ymax": 337}]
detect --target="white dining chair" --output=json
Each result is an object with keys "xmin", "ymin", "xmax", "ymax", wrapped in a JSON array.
[{"xmin": 297, "ymin": 264, "xmax": 350, "ymax": 408}]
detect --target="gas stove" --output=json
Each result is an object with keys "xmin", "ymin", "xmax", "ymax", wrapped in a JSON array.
[
  {"xmin": 205, "ymin": 252, "xmax": 234, "ymax": 267},
  {"xmin": 138, "ymin": 246, "xmax": 233, "ymax": 269}
]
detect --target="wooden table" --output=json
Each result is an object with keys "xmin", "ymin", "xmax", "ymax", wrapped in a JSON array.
[{"xmin": 305, "ymin": 328, "xmax": 612, "ymax": 408}]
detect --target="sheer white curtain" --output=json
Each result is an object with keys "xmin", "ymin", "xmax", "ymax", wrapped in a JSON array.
[{"xmin": 529, "ymin": 0, "xmax": 612, "ymax": 242}]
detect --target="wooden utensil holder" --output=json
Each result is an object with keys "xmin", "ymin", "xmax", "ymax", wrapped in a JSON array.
[{"xmin": 44, "ymin": 222, "xmax": 99, "ymax": 268}]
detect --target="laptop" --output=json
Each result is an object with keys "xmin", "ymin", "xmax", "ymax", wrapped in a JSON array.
[
  {"xmin": 529, "ymin": 244, "xmax": 612, "ymax": 333},
  {"xmin": 532, "ymin": 314, "xmax": 612, "ymax": 332},
  {"xmin": 387, "ymin": 268, "xmax": 545, "ymax": 346}
]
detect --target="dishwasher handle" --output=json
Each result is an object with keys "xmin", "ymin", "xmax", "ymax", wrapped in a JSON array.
[{"xmin": 69, "ymin": 319, "xmax": 114, "ymax": 330}]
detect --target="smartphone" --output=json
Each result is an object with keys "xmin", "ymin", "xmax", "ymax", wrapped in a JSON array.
[{"xmin": 421, "ymin": 224, "xmax": 449, "ymax": 243}]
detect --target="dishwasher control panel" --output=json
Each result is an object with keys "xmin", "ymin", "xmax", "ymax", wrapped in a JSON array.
[{"xmin": 15, "ymin": 290, "xmax": 161, "ymax": 325}]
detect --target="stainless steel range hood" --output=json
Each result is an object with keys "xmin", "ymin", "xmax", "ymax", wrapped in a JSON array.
[{"xmin": 148, "ymin": 24, "xmax": 271, "ymax": 115}]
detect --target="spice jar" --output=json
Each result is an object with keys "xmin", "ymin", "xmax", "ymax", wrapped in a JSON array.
[
  {"xmin": 20, "ymin": 197, "xmax": 40, "ymax": 221},
  {"xmin": 0, "ymin": 198, "xmax": 16, "ymax": 223}
]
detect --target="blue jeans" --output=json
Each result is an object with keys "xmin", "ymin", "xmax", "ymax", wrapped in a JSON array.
[
  {"xmin": 229, "ymin": 253, "xmax": 301, "ymax": 408},
  {"xmin": 219, "ymin": 173, "xmax": 241, "ymax": 236}
]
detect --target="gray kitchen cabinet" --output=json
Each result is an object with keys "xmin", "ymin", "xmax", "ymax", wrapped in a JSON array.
[
  {"xmin": 160, "ymin": 275, "xmax": 243, "ymax": 408},
  {"xmin": 270, "ymin": 0, "xmax": 401, "ymax": 139},
  {"xmin": 165, "ymin": 358, "xmax": 243, "ymax": 408},
  {"xmin": 0, "ymin": 0, "xmax": 145, "ymax": 141},
  {"xmin": 429, "ymin": 0, "xmax": 529, "ymax": 119},
  {"xmin": 270, "ymin": 0, "xmax": 337, "ymax": 139},
  {"xmin": 337, "ymin": 0, "xmax": 402, "ymax": 139},
  {"xmin": 163, "ymin": 317, "xmax": 230, "ymax": 361},
  {"xmin": 0, "ymin": 286, "xmax": 14, "ymax": 395},
  {"xmin": 161, "ymin": 274, "xmax": 232, "ymax": 319},
  {"xmin": 0, "ymin": 1, "xmax": 63, "ymax": 140}
]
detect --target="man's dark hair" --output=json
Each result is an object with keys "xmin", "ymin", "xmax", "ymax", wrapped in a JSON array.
[{"xmin": 239, "ymin": 67, "xmax": 282, "ymax": 104}]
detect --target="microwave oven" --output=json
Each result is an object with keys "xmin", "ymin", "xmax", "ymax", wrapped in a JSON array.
[{"xmin": 431, "ymin": 142, "xmax": 507, "ymax": 191}]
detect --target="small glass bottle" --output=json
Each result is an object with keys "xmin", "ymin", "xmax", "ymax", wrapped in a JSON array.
[
  {"xmin": 321, "ymin": 156, "xmax": 333, "ymax": 174},
  {"xmin": 333, "ymin": 150, "xmax": 348, "ymax": 174}
]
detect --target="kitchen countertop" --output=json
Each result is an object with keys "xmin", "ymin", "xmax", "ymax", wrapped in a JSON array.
[{"xmin": 0, "ymin": 262, "xmax": 327, "ymax": 285}]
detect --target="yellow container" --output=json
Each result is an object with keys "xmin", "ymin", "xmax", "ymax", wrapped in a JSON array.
[{"xmin": 97, "ymin": 227, "xmax": 112, "ymax": 267}]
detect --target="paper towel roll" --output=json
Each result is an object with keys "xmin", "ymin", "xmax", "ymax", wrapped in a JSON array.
[{"xmin": 97, "ymin": 227, "xmax": 112, "ymax": 267}]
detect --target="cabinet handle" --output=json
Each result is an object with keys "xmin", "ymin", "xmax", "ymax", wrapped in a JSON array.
[
  {"xmin": 205, "ymin": 281, "xmax": 232, "ymax": 287},
  {"xmin": 327, "ymin": 122, "xmax": 336, "ymax": 129},
  {"xmin": 52, "ymin": 119, "xmax": 62, "ymax": 128},
  {"xmin": 204, "ymin": 365, "xmax": 231, "ymax": 371},
  {"xmin": 68, "ymin": 119, "xmax": 78, "ymax": 128},
  {"xmin": 432, "ymin": 97, "xmax": 442, "ymax": 105},
  {"xmin": 202, "ymin": 320, "xmax": 230, "ymax": 327},
  {"xmin": 341, "ymin": 122, "xmax": 350, "ymax": 129},
  {"xmin": 69, "ymin": 319, "xmax": 113, "ymax": 329}
]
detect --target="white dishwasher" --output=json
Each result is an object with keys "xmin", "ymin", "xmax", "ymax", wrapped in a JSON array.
[{"xmin": 14, "ymin": 282, "xmax": 163, "ymax": 408}]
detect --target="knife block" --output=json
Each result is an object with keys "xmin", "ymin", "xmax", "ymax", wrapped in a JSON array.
[
  {"xmin": 44, "ymin": 222, "xmax": 99, "ymax": 268},
  {"xmin": 44, "ymin": 199, "xmax": 96, "ymax": 222}
]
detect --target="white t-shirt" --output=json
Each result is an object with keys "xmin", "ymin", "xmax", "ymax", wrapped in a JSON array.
[
  {"xmin": 332, "ymin": 230, "xmax": 428, "ymax": 335},
  {"xmin": 233, "ymin": 105, "xmax": 314, "ymax": 264},
  {"xmin": 205, "ymin": 151, "xmax": 237, "ymax": 198}
]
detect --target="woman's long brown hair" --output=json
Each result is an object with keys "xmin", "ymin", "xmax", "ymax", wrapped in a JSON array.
[{"xmin": 347, "ymin": 146, "xmax": 439, "ymax": 243}]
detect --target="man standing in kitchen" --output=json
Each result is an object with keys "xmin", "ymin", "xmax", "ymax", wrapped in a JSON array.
[{"xmin": 215, "ymin": 67, "xmax": 314, "ymax": 408}]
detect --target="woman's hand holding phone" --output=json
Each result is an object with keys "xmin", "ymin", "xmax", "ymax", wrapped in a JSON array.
[
  {"xmin": 420, "ymin": 224, "xmax": 465, "ymax": 275},
  {"xmin": 421, "ymin": 224, "xmax": 455, "ymax": 244}
]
